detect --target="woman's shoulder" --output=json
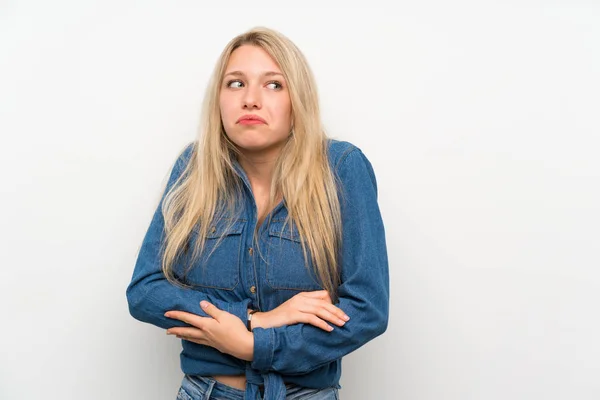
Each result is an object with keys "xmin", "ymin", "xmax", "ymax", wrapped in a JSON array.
[
  {"xmin": 326, "ymin": 138, "xmax": 358, "ymax": 168},
  {"xmin": 326, "ymin": 138, "xmax": 372, "ymax": 170},
  {"xmin": 180, "ymin": 140, "xmax": 198, "ymax": 160},
  {"xmin": 326, "ymin": 138, "xmax": 378, "ymax": 193},
  {"xmin": 171, "ymin": 140, "xmax": 198, "ymax": 169}
]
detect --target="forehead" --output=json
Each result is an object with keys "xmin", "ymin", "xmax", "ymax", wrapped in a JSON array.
[{"xmin": 225, "ymin": 45, "xmax": 282, "ymax": 74}]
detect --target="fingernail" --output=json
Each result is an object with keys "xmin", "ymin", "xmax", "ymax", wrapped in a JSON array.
[
  {"xmin": 164, "ymin": 312, "xmax": 170, "ymax": 317},
  {"xmin": 166, "ymin": 330, "xmax": 172, "ymax": 335},
  {"xmin": 338, "ymin": 319, "xmax": 345, "ymax": 325},
  {"xmin": 343, "ymin": 315, "xmax": 350, "ymax": 321},
  {"xmin": 200, "ymin": 301, "xmax": 208, "ymax": 309},
  {"xmin": 328, "ymin": 326, "xmax": 334, "ymax": 332}
]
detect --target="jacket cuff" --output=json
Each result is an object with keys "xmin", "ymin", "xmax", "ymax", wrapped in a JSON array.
[
  {"xmin": 250, "ymin": 327, "xmax": 274, "ymax": 372},
  {"xmin": 212, "ymin": 298, "xmax": 252, "ymax": 323}
]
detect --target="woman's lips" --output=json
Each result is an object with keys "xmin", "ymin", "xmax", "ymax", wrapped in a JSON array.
[
  {"xmin": 237, "ymin": 114, "xmax": 267, "ymax": 125},
  {"xmin": 238, "ymin": 119, "xmax": 266, "ymax": 125}
]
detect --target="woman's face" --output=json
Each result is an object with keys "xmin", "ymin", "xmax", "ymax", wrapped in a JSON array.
[{"xmin": 219, "ymin": 45, "xmax": 292, "ymax": 157}]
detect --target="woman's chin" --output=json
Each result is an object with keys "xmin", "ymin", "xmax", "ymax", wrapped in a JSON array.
[{"xmin": 230, "ymin": 137, "xmax": 285, "ymax": 155}]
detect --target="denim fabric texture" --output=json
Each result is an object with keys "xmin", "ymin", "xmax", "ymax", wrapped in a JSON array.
[
  {"xmin": 177, "ymin": 374, "xmax": 339, "ymax": 400},
  {"xmin": 127, "ymin": 139, "xmax": 389, "ymax": 399}
]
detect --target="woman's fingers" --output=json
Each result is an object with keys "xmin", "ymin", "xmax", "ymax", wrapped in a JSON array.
[
  {"xmin": 168, "ymin": 327, "xmax": 209, "ymax": 345},
  {"xmin": 314, "ymin": 307, "xmax": 347, "ymax": 327},
  {"xmin": 167, "ymin": 327, "xmax": 203, "ymax": 338},
  {"xmin": 275, "ymin": 291, "xmax": 349, "ymax": 331},
  {"xmin": 302, "ymin": 313, "xmax": 334, "ymax": 332},
  {"xmin": 294, "ymin": 293, "xmax": 350, "ymax": 326},
  {"xmin": 303, "ymin": 299, "xmax": 349, "ymax": 323},
  {"xmin": 302, "ymin": 302, "xmax": 348, "ymax": 327},
  {"xmin": 322, "ymin": 302, "xmax": 350, "ymax": 322},
  {"xmin": 164, "ymin": 311, "xmax": 207, "ymax": 328},
  {"xmin": 300, "ymin": 292, "xmax": 350, "ymax": 319}
]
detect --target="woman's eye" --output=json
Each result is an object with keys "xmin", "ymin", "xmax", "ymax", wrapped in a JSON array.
[
  {"xmin": 266, "ymin": 81, "xmax": 282, "ymax": 90},
  {"xmin": 227, "ymin": 80, "xmax": 244, "ymax": 88}
]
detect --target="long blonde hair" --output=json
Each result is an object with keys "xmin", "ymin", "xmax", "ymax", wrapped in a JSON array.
[{"xmin": 161, "ymin": 26, "xmax": 342, "ymax": 299}]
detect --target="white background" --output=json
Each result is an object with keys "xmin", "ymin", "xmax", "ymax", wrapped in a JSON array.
[{"xmin": 1, "ymin": 1, "xmax": 599, "ymax": 399}]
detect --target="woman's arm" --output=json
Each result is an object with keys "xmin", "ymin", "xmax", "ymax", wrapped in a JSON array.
[
  {"xmin": 126, "ymin": 142, "xmax": 252, "ymax": 329},
  {"xmin": 251, "ymin": 147, "xmax": 390, "ymax": 375},
  {"xmin": 250, "ymin": 290, "xmax": 349, "ymax": 332}
]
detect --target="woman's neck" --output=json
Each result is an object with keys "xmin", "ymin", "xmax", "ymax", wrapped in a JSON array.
[
  {"xmin": 236, "ymin": 146, "xmax": 283, "ymax": 201},
  {"xmin": 237, "ymin": 151, "xmax": 283, "ymax": 226},
  {"xmin": 238, "ymin": 153, "xmax": 276, "ymax": 189}
]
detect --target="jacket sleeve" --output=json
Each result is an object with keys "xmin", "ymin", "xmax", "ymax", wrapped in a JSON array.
[
  {"xmin": 251, "ymin": 148, "xmax": 390, "ymax": 375},
  {"xmin": 126, "ymin": 142, "xmax": 251, "ymax": 329}
]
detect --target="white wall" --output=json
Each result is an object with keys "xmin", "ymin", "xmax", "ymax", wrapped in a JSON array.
[{"xmin": 1, "ymin": 1, "xmax": 599, "ymax": 399}]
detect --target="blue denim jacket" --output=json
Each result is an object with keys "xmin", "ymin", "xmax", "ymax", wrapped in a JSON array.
[{"xmin": 126, "ymin": 139, "xmax": 389, "ymax": 399}]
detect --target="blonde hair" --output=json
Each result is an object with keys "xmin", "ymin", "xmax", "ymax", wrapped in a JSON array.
[{"xmin": 161, "ymin": 26, "xmax": 342, "ymax": 300}]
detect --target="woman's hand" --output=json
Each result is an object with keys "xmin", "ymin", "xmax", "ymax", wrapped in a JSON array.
[
  {"xmin": 164, "ymin": 301, "xmax": 254, "ymax": 361},
  {"xmin": 251, "ymin": 290, "xmax": 349, "ymax": 332}
]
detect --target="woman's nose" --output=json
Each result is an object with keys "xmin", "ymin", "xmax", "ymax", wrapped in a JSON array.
[{"xmin": 242, "ymin": 85, "xmax": 262, "ymax": 109}]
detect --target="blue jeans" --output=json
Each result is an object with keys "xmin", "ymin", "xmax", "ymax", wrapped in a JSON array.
[{"xmin": 176, "ymin": 375, "xmax": 340, "ymax": 400}]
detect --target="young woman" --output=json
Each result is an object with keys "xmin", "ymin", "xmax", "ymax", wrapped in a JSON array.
[{"xmin": 126, "ymin": 26, "xmax": 389, "ymax": 400}]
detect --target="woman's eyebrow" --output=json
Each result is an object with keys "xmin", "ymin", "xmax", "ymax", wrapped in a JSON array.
[{"xmin": 223, "ymin": 70, "xmax": 284, "ymax": 78}]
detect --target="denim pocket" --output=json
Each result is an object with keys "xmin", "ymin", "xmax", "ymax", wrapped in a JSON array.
[
  {"xmin": 265, "ymin": 221, "xmax": 323, "ymax": 291},
  {"xmin": 176, "ymin": 387, "xmax": 194, "ymax": 400},
  {"xmin": 180, "ymin": 219, "xmax": 245, "ymax": 290},
  {"xmin": 177, "ymin": 375, "xmax": 212, "ymax": 400},
  {"xmin": 285, "ymin": 385, "xmax": 339, "ymax": 400}
]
